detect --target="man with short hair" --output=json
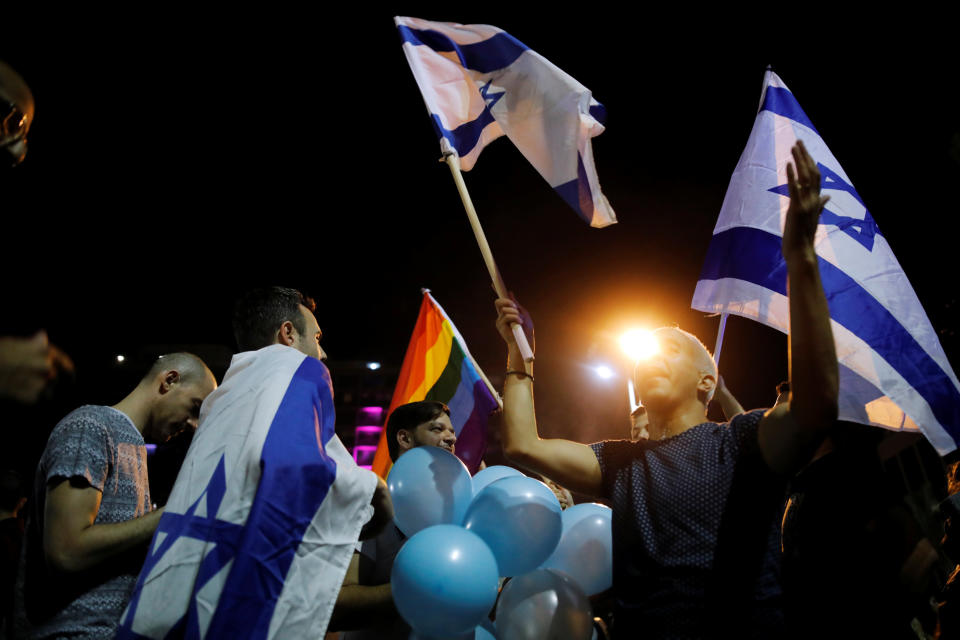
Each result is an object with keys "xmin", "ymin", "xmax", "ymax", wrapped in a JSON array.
[
  {"xmin": 15, "ymin": 352, "xmax": 216, "ymax": 639},
  {"xmin": 386, "ymin": 400, "xmax": 456, "ymax": 460},
  {"xmin": 332, "ymin": 400, "xmax": 456, "ymax": 639},
  {"xmin": 118, "ymin": 287, "xmax": 391, "ymax": 639},
  {"xmin": 494, "ymin": 141, "xmax": 838, "ymax": 637}
]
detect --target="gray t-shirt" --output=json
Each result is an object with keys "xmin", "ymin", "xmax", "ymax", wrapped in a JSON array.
[{"xmin": 15, "ymin": 405, "xmax": 151, "ymax": 640}]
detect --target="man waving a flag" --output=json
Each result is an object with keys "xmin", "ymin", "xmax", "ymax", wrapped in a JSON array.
[{"xmin": 495, "ymin": 139, "xmax": 839, "ymax": 636}]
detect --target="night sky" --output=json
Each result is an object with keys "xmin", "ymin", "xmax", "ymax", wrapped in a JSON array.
[{"xmin": 3, "ymin": 11, "xmax": 957, "ymax": 456}]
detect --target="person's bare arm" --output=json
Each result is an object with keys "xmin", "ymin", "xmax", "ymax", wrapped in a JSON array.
[
  {"xmin": 758, "ymin": 140, "xmax": 839, "ymax": 474},
  {"xmin": 328, "ymin": 552, "xmax": 397, "ymax": 631},
  {"xmin": 714, "ymin": 375, "xmax": 744, "ymax": 420},
  {"xmin": 495, "ymin": 299, "xmax": 602, "ymax": 497},
  {"xmin": 0, "ymin": 331, "xmax": 74, "ymax": 404},
  {"xmin": 43, "ymin": 478, "xmax": 162, "ymax": 573},
  {"xmin": 359, "ymin": 476, "xmax": 393, "ymax": 541}
]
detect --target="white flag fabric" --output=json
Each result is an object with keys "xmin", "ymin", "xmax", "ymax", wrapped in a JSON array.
[
  {"xmin": 117, "ymin": 345, "xmax": 378, "ymax": 639},
  {"xmin": 395, "ymin": 16, "xmax": 616, "ymax": 228},
  {"xmin": 692, "ymin": 70, "xmax": 960, "ymax": 454}
]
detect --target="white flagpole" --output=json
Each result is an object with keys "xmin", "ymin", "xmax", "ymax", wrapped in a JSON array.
[
  {"xmin": 443, "ymin": 151, "xmax": 534, "ymax": 363},
  {"xmin": 713, "ymin": 313, "xmax": 729, "ymax": 369}
]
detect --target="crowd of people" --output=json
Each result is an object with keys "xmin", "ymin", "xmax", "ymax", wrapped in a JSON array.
[{"xmin": 3, "ymin": 59, "xmax": 960, "ymax": 640}]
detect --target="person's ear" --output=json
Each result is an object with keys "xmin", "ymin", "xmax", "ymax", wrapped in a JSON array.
[
  {"xmin": 277, "ymin": 320, "xmax": 297, "ymax": 346},
  {"xmin": 397, "ymin": 428, "xmax": 413, "ymax": 451},
  {"xmin": 159, "ymin": 370, "xmax": 181, "ymax": 394},
  {"xmin": 698, "ymin": 372, "xmax": 716, "ymax": 402}
]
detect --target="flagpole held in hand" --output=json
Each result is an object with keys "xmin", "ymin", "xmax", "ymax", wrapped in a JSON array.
[
  {"xmin": 713, "ymin": 313, "xmax": 729, "ymax": 370},
  {"xmin": 443, "ymin": 151, "xmax": 534, "ymax": 362}
]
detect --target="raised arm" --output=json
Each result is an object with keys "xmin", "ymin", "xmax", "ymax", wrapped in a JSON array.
[
  {"xmin": 495, "ymin": 299, "xmax": 602, "ymax": 496},
  {"xmin": 758, "ymin": 140, "xmax": 839, "ymax": 474},
  {"xmin": 714, "ymin": 375, "xmax": 745, "ymax": 420},
  {"xmin": 43, "ymin": 478, "xmax": 162, "ymax": 573}
]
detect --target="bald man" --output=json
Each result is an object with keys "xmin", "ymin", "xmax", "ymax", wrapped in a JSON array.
[
  {"xmin": 495, "ymin": 142, "xmax": 838, "ymax": 638},
  {"xmin": 15, "ymin": 353, "xmax": 216, "ymax": 639}
]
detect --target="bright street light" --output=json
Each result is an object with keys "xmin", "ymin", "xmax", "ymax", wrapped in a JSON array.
[
  {"xmin": 619, "ymin": 329, "xmax": 659, "ymax": 362},
  {"xmin": 594, "ymin": 364, "xmax": 615, "ymax": 380}
]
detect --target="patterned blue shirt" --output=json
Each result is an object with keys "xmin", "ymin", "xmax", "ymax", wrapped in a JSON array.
[
  {"xmin": 590, "ymin": 409, "xmax": 785, "ymax": 639},
  {"xmin": 16, "ymin": 405, "xmax": 151, "ymax": 640}
]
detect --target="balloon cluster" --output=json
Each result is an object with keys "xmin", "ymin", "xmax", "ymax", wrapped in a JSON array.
[{"xmin": 387, "ymin": 446, "xmax": 612, "ymax": 640}]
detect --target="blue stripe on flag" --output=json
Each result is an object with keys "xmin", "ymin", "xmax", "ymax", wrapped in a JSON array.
[
  {"xmin": 589, "ymin": 102, "xmax": 607, "ymax": 126},
  {"xmin": 430, "ymin": 111, "xmax": 496, "ymax": 159},
  {"xmin": 553, "ymin": 153, "xmax": 594, "ymax": 225},
  {"xmin": 699, "ymin": 226, "xmax": 960, "ymax": 440},
  {"xmin": 398, "ymin": 26, "xmax": 529, "ymax": 72},
  {"xmin": 760, "ymin": 87, "xmax": 819, "ymax": 134},
  {"xmin": 204, "ymin": 357, "xmax": 339, "ymax": 638}
]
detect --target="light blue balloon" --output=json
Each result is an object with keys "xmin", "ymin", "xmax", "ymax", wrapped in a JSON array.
[
  {"xmin": 541, "ymin": 503, "xmax": 612, "ymax": 596},
  {"xmin": 387, "ymin": 446, "xmax": 474, "ymax": 537},
  {"xmin": 475, "ymin": 620, "xmax": 497, "ymax": 640},
  {"xmin": 495, "ymin": 568, "xmax": 593, "ymax": 640},
  {"xmin": 408, "ymin": 619, "xmax": 496, "ymax": 640},
  {"xmin": 463, "ymin": 476, "xmax": 562, "ymax": 577},
  {"xmin": 393, "ymin": 525, "xmax": 500, "ymax": 638},
  {"xmin": 471, "ymin": 465, "xmax": 524, "ymax": 495}
]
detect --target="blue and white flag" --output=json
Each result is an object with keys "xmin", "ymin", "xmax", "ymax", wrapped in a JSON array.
[
  {"xmin": 117, "ymin": 345, "xmax": 378, "ymax": 638},
  {"xmin": 692, "ymin": 70, "xmax": 960, "ymax": 454},
  {"xmin": 395, "ymin": 16, "xmax": 616, "ymax": 228}
]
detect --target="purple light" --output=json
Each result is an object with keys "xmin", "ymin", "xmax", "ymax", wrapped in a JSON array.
[
  {"xmin": 354, "ymin": 426, "xmax": 382, "ymax": 447},
  {"xmin": 353, "ymin": 445, "xmax": 378, "ymax": 466},
  {"xmin": 357, "ymin": 406, "xmax": 386, "ymax": 426},
  {"xmin": 355, "ymin": 426, "xmax": 382, "ymax": 435}
]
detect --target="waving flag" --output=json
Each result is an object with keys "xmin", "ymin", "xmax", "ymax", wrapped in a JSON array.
[
  {"xmin": 118, "ymin": 345, "xmax": 377, "ymax": 639},
  {"xmin": 692, "ymin": 69, "xmax": 960, "ymax": 454},
  {"xmin": 371, "ymin": 290, "xmax": 501, "ymax": 478},
  {"xmin": 395, "ymin": 16, "xmax": 616, "ymax": 228}
]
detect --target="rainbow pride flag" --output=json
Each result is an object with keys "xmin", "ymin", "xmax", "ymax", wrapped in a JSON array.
[{"xmin": 371, "ymin": 290, "xmax": 501, "ymax": 478}]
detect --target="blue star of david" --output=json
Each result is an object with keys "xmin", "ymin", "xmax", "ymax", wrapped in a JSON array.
[
  {"xmin": 479, "ymin": 79, "xmax": 505, "ymax": 111},
  {"xmin": 768, "ymin": 162, "xmax": 883, "ymax": 251},
  {"xmin": 117, "ymin": 455, "xmax": 244, "ymax": 639}
]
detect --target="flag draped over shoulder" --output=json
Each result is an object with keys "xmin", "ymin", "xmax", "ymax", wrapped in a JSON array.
[
  {"xmin": 117, "ymin": 345, "xmax": 377, "ymax": 639},
  {"xmin": 371, "ymin": 291, "xmax": 501, "ymax": 479},
  {"xmin": 394, "ymin": 16, "xmax": 616, "ymax": 228},
  {"xmin": 692, "ymin": 69, "xmax": 960, "ymax": 454}
]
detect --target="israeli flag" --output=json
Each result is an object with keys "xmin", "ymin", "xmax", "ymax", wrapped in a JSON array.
[
  {"xmin": 117, "ymin": 345, "xmax": 377, "ymax": 639},
  {"xmin": 395, "ymin": 16, "xmax": 616, "ymax": 228},
  {"xmin": 692, "ymin": 70, "xmax": 960, "ymax": 454}
]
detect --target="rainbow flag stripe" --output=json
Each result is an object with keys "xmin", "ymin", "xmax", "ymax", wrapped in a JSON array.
[{"xmin": 371, "ymin": 291, "xmax": 500, "ymax": 478}]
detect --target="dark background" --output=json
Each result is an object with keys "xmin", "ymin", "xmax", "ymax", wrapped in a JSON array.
[{"xmin": 2, "ymin": 10, "xmax": 957, "ymax": 470}]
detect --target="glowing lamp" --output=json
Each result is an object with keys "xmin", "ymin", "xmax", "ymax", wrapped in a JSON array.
[
  {"xmin": 594, "ymin": 365, "xmax": 615, "ymax": 380},
  {"xmin": 620, "ymin": 329, "xmax": 658, "ymax": 362}
]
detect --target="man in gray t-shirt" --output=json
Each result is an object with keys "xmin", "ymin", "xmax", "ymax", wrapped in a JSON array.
[{"xmin": 15, "ymin": 353, "xmax": 216, "ymax": 639}]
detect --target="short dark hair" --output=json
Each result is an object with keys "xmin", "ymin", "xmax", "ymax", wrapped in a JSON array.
[
  {"xmin": 140, "ymin": 352, "xmax": 212, "ymax": 386},
  {"xmin": 386, "ymin": 401, "xmax": 451, "ymax": 462},
  {"xmin": 776, "ymin": 380, "xmax": 791, "ymax": 396},
  {"xmin": 233, "ymin": 287, "xmax": 316, "ymax": 352}
]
